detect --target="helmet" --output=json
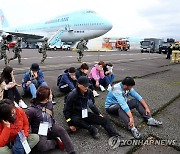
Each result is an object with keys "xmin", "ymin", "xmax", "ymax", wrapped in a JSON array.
[
  {"xmin": 30, "ymin": 63, "xmax": 40, "ymax": 71},
  {"xmin": 2, "ymin": 35, "xmax": 6, "ymax": 39}
]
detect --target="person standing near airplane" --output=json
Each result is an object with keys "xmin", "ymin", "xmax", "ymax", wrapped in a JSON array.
[
  {"xmin": 8, "ymin": 37, "xmax": 22, "ymax": 64},
  {"xmin": 0, "ymin": 35, "xmax": 9, "ymax": 66},
  {"xmin": 76, "ymin": 39, "xmax": 88, "ymax": 62},
  {"xmin": 39, "ymin": 37, "xmax": 49, "ymax": 64}
]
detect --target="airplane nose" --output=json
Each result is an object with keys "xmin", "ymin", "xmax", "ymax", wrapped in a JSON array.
[{"xmin": 105, "ymin": 20, "xmax": 113, "ymax": 31}]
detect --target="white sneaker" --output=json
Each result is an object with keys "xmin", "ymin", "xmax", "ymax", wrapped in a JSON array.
[
  {"xmin": 19, "ymin": 100, "xmax": 28, "ymax": 109},
  {"xmin": 14, "ymin": 101, "xmax": 19, "ymax": 108},
  {"xmin": 99, "ymin": 85, "xmax": 105, "ymax": 92},
  {"xmin": 93, "ymin": 90, "xmax": 99, "ymax": 97},
  {"xmin": 107, "ymin": 84, "xmax": 112, "ymax": 91}
]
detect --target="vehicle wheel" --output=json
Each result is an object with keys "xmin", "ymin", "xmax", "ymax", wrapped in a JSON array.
[
  {"xmin": 141, "ymin": 50, "xmax": 143, "ymax": 53},
  {"xmin": 54, "ymin": 47, "xmax": 57, "ymax": 51},
  {"xmin": 67, "ymin": 47, "xmax": 70, "ymax": 50}
]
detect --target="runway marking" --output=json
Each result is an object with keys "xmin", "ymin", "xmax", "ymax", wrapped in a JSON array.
[
  {"xmin": 19, "ymin": 53, "xmax": 161, "ymax": 61},
  {"xmin": 2, "ymin": 56, "xmax": 162, "ymax": 73}
]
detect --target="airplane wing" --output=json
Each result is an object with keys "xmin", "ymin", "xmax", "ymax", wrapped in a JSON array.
[{"xmin": 6, "ymin": 31, "xmax": 44, "ymax": 40}]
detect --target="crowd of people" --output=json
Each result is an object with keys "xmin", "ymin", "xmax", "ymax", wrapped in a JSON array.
[{"xmin": 0, "ymin": 61, "xmax": 162, "ymax": 154}]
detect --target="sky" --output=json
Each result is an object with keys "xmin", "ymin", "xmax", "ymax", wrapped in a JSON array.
[{"xmin": 0, "ymin": 0, "xmax": 180, "ymax": 40}]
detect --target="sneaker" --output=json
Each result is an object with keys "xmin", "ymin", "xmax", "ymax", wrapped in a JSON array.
[
  {"xmin": 131, "ymin": 127, "xmax": 141, "ymax": 139},
  {"xmin": 14, "ymin": 101, "xmax": 19, "ymax": 108},
  {"xmin": 107, "ymin": 84, "xmax": 112, "ymax": 91},
  {"xmin": 19, "ymin": 100, "xmax": 28, "ymax": 109},
  {"xmin": 56, "ymin": 137, "xmax": 65, "ymax": 151},
  {"xmin": 99, "ymin": 85, "xmax": 105, "ymax": 92},
  {"xmin": 147, "ymin": 117, "xmax": 162, "ymax": 126},
  {"xmin": 88, "ymin": 126, "xmax": 100, "ymax": 139},
  {"xmin": 93, "ymin": 90, "xmax": 99, "ymax": 97}
]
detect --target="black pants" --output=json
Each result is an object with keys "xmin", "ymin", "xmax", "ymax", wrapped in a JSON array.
[
  {"xmin": 71, "ymin": 112, "xmax": 118, "ymax": 137},
  {"xmin": 106, "ymin": 99, "xmax": 151, "ymax": 128},
  {"xmin": 3, "ymin": 87, "xmax": 21, "ymax": 103},
  {"xmin": 59, "ymin": 81, "xmax": 77, "ymax": 94},
  {"xmin": 90, "ymin": 78, "xmax": 108, "ymax": 88},
  {"xmin": 36, "ymin": 124, "xmax": 75, "ymax": 153},
  {"xmin": 166, "ymin": 50, "xmax": 172, "ymax": 59}
]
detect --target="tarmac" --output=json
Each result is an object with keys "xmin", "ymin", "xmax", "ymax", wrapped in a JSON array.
[{"xmin": 0, "ymin": 49, "xmax": 179, "ymax": 154}]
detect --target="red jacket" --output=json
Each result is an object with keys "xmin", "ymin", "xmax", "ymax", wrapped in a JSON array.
[{"xmin": 0, "ymin": 107, "xmax": 29, "ymax": 147}]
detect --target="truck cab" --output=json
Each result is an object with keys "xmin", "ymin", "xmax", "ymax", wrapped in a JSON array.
[
  {"xmin": 115, "ymin": 39, "xmax": 129, "ymax": 51},
  {"xmin": 140, "ymin": 40, "xmax": 154, "ymax": 53}
]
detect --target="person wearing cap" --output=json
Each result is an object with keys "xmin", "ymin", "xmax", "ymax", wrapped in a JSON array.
[
  {"xmin": 63, "ymin": 76, "xmax": 121, "ymax": 140},
  {"xmin": 22, "ymin": 63, "xmax": 47, "ymax": 98},
  {"xmin": 58, "ymin": 67, "xmax": 77, "ymax": 94},
  {"xmin": 105, "ymin": 77, "xmax": 162, "ymax": 139}
]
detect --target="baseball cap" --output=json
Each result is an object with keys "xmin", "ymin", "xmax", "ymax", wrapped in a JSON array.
[
  {"xmin": 31, "ymin": 63, "xmax": 40, "ymax": 71},
  {"xmin": 78, "ymin": 76, "xmax": 90, "ymax": 87}
]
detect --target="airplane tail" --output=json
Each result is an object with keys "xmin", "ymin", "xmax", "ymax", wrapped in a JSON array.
[{"xmin": 0, "ymin": 9, "xmax": 9, "ymax": 29}]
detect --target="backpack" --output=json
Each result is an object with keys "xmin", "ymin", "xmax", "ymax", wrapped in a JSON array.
[
  {"xmin": 57, "ymin": 74, "xmax": 62, "ymax": 86},
  {"xmin": 57, "ymin": 69, "xmax": 69, "ymax": 86}
]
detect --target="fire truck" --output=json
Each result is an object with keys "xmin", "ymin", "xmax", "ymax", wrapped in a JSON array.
[{"xmin": 102, "ymin": 38, "xmax": 130, "ymax": 51}]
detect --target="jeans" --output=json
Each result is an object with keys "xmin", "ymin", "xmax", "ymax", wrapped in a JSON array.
[
  {"xmin": 3, "ymin": 87, "xmax": 21, "ymax": 103},
  {"xmin": 106, "ymin": 74, "xmax": 115, "ymax": 85},
  {"xmin": 24, "ymin": 82, "xmax": 47, "ymax": 98},
  {"xmin": 91, "ymin": 77, "xmax": 108, "ymax": 87},
  {"xmin": 106, "ymin": 99, "xmax": 151, "ymax": 128}
]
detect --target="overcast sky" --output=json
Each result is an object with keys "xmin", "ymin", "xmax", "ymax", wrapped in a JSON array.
[{"xmin": 0, "ymin": 0, "xmax": 180, "ymax": 40}]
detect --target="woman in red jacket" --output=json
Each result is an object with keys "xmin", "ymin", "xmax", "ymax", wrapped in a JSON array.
[{"xmin": 0, "ymin": 99, "xmax": 39, "ymax": 154}]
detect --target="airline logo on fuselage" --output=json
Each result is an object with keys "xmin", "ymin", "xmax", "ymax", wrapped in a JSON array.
[{"xmin": 45, "ymin": 17, "xmax": 69, "ymax": 24}]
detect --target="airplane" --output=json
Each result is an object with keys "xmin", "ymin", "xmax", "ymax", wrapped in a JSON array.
[{"xmin": 0, "ymin": 9, "xmax": 112, "ymax": 48}]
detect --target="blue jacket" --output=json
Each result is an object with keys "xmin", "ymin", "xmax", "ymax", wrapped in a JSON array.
[
  {"xmin": 105, "ymin": 82, "xmax": 143, "ymax": 113},
  {"xmin": 59, "ymin": 73, "xmax": 77, "ymax": 90},
  {"xmin": 22, "ymin": 70, "xmax": 45, "ymax": 88}
]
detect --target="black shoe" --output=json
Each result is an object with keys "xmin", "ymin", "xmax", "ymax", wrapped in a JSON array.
[{"xmin": 88, "ymin": 126, "xmax": 100, "ymax": 139}]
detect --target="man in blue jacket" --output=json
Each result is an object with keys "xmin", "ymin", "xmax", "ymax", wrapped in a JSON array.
[
  {"xmin": 22, "ymin": 63, "xmax": 47, "ymax": 98},
  {"xmin": 105, "ymin": 77, "xmax": 162, "ymax": 139},
  {"xmin": 59, "ymin": 67, "xmax": 77, "ymax": 94}
]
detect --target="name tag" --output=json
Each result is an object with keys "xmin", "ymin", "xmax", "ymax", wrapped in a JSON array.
[
  {"xmin": 38, "ymin": 122, "xmax": 49, "ymax": 136},
  {"xmin": 18, "ymin": 131, "xmax": 31, "ymax": 154},
  {"xmin": 82, "ymin": 109, "xmax": 88, "ymax": 118}
]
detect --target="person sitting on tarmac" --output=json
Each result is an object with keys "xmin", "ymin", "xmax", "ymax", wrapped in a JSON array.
[
  {"xmin": 63, "ymin": 76, "xmax": 121, "ymax": 140},
  {"xmin": 0, "ymin": 99, "xmax": 39, "ymax": 154},
  {"xmin": 58, "ymin": 67, "xmax": 77, "ymax": 94},
  {"xmin": 0, "ymin": 66, "xmax": 27, "ymax": 109},
  {"xmin": 25, "ymin": 86, "xmax": 76, "ymax": 154},
  {"xmin": 76, "ymin": 63, "xmax": 99, "ymax": 97},
  {"xmin": 89, "ymin": 61, "xmax": 108, "ymax": 92},
  {"xmin": 105, "ymin": 77, "xmax": 162, "ymax": 139},
  {"xmin": 22, "ymin": 63, "xmax": 48, "ymax": 98},
  {"xmin": 103, "ymin": 63, "xmax": 115, "ymax": 91}
]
